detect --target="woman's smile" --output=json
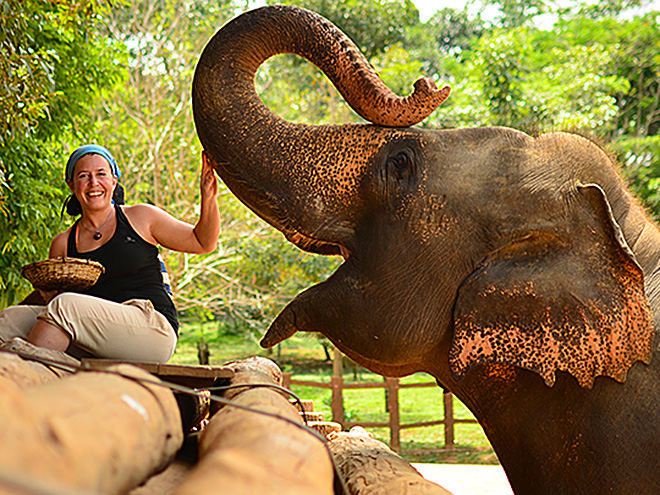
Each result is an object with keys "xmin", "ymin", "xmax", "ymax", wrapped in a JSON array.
[
  {"xmin": 69, "ymin": 154, "xmax": 117, "ymax": 210},
  {"xmin": 86, "ymin": 190, "xmax": 106, "ymax": 199}
]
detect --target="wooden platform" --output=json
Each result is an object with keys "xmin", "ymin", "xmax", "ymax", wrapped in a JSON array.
[{"xmin": 79, "ymin": 359, "xmax": 234, "ymax": 389}]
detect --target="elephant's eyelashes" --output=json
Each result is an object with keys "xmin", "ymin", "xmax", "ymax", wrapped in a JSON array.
[{"xmin": 387, "ymin": 149, "xmax": 415, "ymax": 182}]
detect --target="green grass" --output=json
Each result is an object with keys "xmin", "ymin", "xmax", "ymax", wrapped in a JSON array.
[{"xmin": 171, "ymin": 325, "xmax": 497, "ymax": 465}]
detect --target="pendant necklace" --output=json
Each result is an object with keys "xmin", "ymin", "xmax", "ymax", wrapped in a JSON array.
[{"xmin": 81, "ymin": 209, "xmax": 113, "ymax": 240}]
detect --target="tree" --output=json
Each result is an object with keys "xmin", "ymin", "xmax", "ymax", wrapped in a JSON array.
[
  {"xmin": 577, "ymin": 0, "xmax": 648, "ymax": 19},
  {"xmin": 606, "ymin": 13, "xmax": 660, "ymax": 217},
  {"xmin": 548, "ymin": 6, "xmax": 660, "ymax": 217},
  {"xmin": 0, "ymin": 0, "xmax": 123, "ymax": 307},
  {"xmin": 476, "ymin": 28, "xmax": 528, "ymax": 127},
  {"xmin": 277, "ymin": 0, "xmax": 419, "ymax": 59},
  {"xmin": 483, "ymin": 0, "xmax": 550, "ymax": 28},
  {"xmin": 424, "ymin": 6, "xmax": 485, "ymax": 60},
  {"xmin": 611, "ymin": 14, "xmax": 660, "ymax": 138}
]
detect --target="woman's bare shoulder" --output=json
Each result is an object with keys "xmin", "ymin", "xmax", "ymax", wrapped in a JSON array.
[
  {"xmin": 122, "ymin": 203, "xmax": 163, "ymax": 218},
  {"xmin": 50, "ymin": 227, "xmax": 73, "ymax": 258},
  {"xmin": 123, "ymin": 203, "xmax": 177, "ymax": 226},
  {"xmin": 121, "ymin": 204, "xmax": 166, "ymax": 245}
]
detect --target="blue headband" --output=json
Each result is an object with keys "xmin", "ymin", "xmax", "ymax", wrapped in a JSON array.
[{"xmin": 65, "ymin": 144, "xmax": 121, "ymax": 182}]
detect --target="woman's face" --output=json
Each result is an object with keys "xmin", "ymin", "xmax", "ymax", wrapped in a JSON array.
[{"xmin": 68, "ymin": 153, "xmax": 117, "ymax": 212}]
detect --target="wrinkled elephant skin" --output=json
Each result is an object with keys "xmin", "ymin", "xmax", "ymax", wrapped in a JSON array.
[{"xmin": 193, "ymin": 6, "xmax": 660, "ymax": 495}]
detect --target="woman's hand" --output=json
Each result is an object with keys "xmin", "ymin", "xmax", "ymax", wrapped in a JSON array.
[
  {"xmin": 200, "ymin": 151, "xmax": 219, "ymax": 201},
  {"xmin": 127, "ymin": 151, "xmax": 221, "ymax": 254},
  {"xmin": 192, "ymin": 151, "xmax": 221, "ymax": 252}
]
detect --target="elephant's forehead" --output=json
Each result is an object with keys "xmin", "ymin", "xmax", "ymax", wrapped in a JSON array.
[{"xmin": 282, "ymin": 127, "xmax": 390, "ymax": 205}]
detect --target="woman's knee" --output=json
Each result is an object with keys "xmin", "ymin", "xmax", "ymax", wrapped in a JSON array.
[
  {"xmin": 28, "ymin": 319, "xmax": 71, "ymax": 351},
  {"xmin": 47, "ymin": 292, "xmax": 80, "ymax": 312},
  {"xmin": 40, "ymin": 292, "xmax": 90, "ymax": 330}
]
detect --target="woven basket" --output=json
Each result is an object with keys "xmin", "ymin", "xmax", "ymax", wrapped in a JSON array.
[{"xmin": 21, "ymin": 257, "xmax": 105, "ymax": 291}]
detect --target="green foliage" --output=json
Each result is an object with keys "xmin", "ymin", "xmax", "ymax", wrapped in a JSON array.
[
  {"xmin": 5, "ymin": 0, "xmax": 660, "ymax": 328},
  {"xmin": 577, "ymin": 0, "xmax": 648, "ymax": 19},
  {"xmin": 372, "ymin": 44, "xmax": 429, "ymax": 98},
  {"xmin": 425, "ymin": 4, "xmax": 645, "ymax": 139},
  {"xmin": 611, "ymin": 135, "xmax": 660, "ymax": 215},
  {"xmin": 412, "ymin": 6, "xmax": 485, "ymax": 82},
  {"xmin": 275, "ymin": 0, "xmax": 419, "ymax": 59},
  {"xmin": 257, "ymin": 53, "xmax": 358, "ymax": 124},
  {"xmin": 476, "ymin": 28, "xmax": 529, "ymax": 127},
  {"xmin": 483, "ymin": 0, "xmax": 550, "ymax": 28},
  {"xmin": 0, "ymin": 140, "xmax": 65, "ymax": 306},
  {"xmin": 259, "ymin": 0, "xmax": 425, "ymax": 125},
  {"xmin": 0, "ymin": 0, "xmax": 124, "ymax": 306},
  {"xmin": 610, "ymin": 14, "xmax": 660, "ymax": 137},
  {"xmin": 95, "ymin": 0, "xmax": 236, "ymax": 205}
]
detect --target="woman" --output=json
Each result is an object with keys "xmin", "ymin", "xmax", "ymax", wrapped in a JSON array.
[{"xmin": 0, "ymin": 144, "xmax": 219, "ymax": 363}]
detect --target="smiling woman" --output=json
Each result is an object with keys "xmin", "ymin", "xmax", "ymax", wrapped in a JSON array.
[{"xmin": 0, "ymin": 144, "xmax": 221, "ymax": 363}]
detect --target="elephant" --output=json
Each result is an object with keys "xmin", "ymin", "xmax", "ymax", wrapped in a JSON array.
[{"xmin": 192, "ymin": 5, "xmax": 660, "ymax": 494}]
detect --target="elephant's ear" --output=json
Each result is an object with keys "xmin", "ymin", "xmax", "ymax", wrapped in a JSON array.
[{"xmin": 450, "ymin": 183, "xmax": 655, "ymax": 388}]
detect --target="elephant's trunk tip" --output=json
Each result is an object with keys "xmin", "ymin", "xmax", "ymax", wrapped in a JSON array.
[
  {"xmin": 261, "ymin": 312, "xmax": 299, "ymax": 348},
  {"xmin": 408, "ymin": 77, "xmax": 451, "ymax": 118},
  {"xmin": 371, "ymin": 78, "xmax": 450, "ymax": 127},
  {"xmin": 413, "ymin": 77, "xmax": 450, "ymax": 100}
]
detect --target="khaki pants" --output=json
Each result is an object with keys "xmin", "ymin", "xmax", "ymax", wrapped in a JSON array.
[{"xmin": 0, "ymin": 293, "xmax": 177, "ymax": 363}]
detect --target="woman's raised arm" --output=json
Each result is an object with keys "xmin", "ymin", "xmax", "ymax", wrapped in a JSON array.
[{"xmin": 126, "ymin": 152, "xmax": 220, "ymax": 254}]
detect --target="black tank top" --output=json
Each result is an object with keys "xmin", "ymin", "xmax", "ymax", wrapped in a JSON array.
[{"xmin": 67, "ymin": 205, "xmax": 178, "ymax": 333}]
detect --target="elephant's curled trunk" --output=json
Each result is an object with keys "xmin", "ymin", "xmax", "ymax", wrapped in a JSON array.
[
  {"xmin": 192, "ymin": 5, "xmax": 448, "ymax": 254},
  {"xmin": 193, "ymin": 5, "xmax": 449, "ymax": 138}
]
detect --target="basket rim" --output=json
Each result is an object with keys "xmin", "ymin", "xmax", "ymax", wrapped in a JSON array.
[
  {"xmin": 21, "ymin": 256, "xmax": 105, "ymax": 291},
  {"xmin": 22, "ymin": 256, "xmax": 105, "ymax": 272}
]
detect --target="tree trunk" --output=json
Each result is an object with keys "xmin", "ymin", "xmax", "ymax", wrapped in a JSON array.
[
  {"xmin": 0, "ymin": 350, "xmax": 69, "ymax": 387},
  {"xmin": 174, "ymin": 356, "xmax": 335, "ymax": 495},
  {"xmin": 328, "ymin": 426, "xmax": 454, "ymax": 495},
  {"xmin": 0, "ymin": 364, "xmax": 183, "ymax": 495}
]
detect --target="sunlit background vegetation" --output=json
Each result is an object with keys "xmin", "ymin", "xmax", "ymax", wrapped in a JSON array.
[{"xmin": 2, "ymin": 0, "xmax": 660, "ymax": 345}]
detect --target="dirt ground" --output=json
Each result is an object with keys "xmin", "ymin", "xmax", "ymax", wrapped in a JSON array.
[{"xmin": 413, "ymin": 463, "xmax": 514, "ymax": 495}]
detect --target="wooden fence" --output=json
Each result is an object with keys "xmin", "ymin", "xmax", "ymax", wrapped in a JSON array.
[{"xmin": 281, "ymin": 348, "xmax": 478, "ymax": 452}]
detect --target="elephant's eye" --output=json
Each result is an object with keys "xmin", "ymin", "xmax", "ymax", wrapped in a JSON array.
[{"xmin": 387, "ymin": 149, "xmax": 414, "ymax": 182}]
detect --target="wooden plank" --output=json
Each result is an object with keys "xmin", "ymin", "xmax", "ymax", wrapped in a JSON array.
[
  {"xmin": 331, "ymin": 375, "xmax": 345, "ymax": 425},
  {"xmin": 80, "ymin": 358, "xmax": 233, "ymax": 378},
  {"xmin": 399, "ymin": 382, "xmax": 441, "ymax": 388},
  {"xmin": 400, "ymin": 420, "xmax": 447, "ymax": 429},
  {"xmin": 290, "ymin": 379, "xmax": 333, "ymax": 389},
  {"xmin": 443, "ymin": 392, "xmax": 455, "ymax": 449},
  {"xmin": 386, "ymin": 377, "xmax": 401, "ymax": 452},
  {"xmin": 80, "ymin": 358, "xmax": 234, "ymax": 389}
]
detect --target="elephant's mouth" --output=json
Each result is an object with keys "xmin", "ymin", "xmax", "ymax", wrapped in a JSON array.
[
  {"xmin": 236, "ymin": 180, "xmax": 353, "ymax": 259},
  {"xmin": 279, "ymin": 220, "xmax": 352, "ymax": 260},
  {"xmin": 259, "ymin": 224, "xmax": 354, "ymax": 349},
  {"xmin": 282, "ymin": 224, "xmax": 353, "ymax": 259}
]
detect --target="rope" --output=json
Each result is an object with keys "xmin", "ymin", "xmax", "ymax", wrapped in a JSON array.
[
  {"xmin": 8, "ymin": 355, "xmax": 349, "ymax": 495},
  {"xmin": 206, "ymin": 382, "xmax": 310, "ymax": 426}
]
